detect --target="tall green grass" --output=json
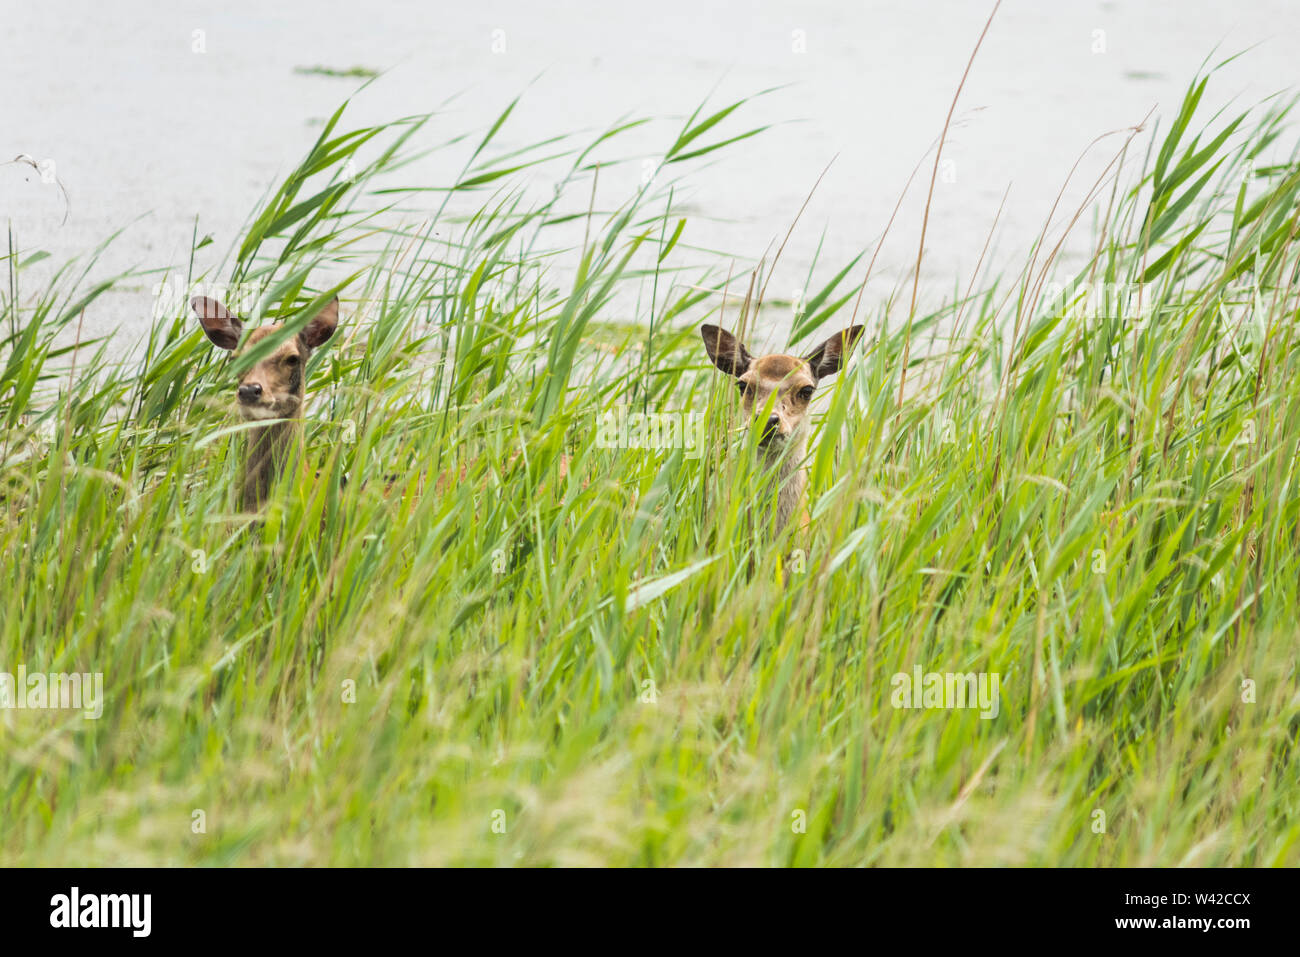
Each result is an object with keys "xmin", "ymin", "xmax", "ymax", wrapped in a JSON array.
[{"xmin": 2, "ymin": 66, "xmax": 1298, "ymax": 866}]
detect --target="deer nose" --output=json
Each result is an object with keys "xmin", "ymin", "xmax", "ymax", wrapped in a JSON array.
[
  {"xmin": 762, "ymin": 414, "xmax": 781, "ymax": 437},
  {"xmin": 238, "ymin": 383, "xmax": 263, "ymax": 403}
]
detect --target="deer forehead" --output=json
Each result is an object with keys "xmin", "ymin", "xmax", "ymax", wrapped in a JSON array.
[
  {"xmin": 239, "ymin": 325, "xmax": 305, "ymax": 363},
  {"xmin": 742, "ymin": 354, "xmax": 815, "ymax": 390}
]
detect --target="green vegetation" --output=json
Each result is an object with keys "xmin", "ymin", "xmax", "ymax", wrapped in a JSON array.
[
  {"xmin": 294, "ymin": 64, "xmax": 381, "ymax": 79},
  {"xmin": 2, "ymin": 65, "xmax": 1298, "ymax": 866}
]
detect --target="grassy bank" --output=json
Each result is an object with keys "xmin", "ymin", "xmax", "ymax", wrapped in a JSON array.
[{"xmin": 2, "ymin": 67, "xmax": 1298, "ymax": 866}]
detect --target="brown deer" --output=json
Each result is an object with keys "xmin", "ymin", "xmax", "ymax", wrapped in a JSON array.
[
  {"xmin": 192, "ymin": 295, "xmax": 339, "ymax": 511},
  {"xmin": 192, "ymin": 294, "xmax": 574, "ymax": 511},
  {"xmin": 701, "ymin": 323, "xmax": 865, "ymax": 537}
]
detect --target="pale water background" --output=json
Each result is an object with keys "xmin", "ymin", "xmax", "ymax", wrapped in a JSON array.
[{"xmin": 3, "ymin": 0, "xmax": 1299, "ymax": 355}]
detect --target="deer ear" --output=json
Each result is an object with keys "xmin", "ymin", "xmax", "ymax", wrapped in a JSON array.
[
  {"xmin": 300, "ymin": 297, "xmax": 339, "ymax": 350},
  {"xmin": 804, "ymin": 325, "xmax": 866, "ymax": 380},
  {"xmin": 191, "ymin": 296, "xmax": 243, "ymax": 350},
  {"xmin": 700, "ymin": 324, "xmax": 753, "ymax": 377}
]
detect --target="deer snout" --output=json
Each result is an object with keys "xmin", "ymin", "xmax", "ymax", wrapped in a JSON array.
[{"xmin": 238, "ymin": 382, "xmax": 264, "ymax": 404}]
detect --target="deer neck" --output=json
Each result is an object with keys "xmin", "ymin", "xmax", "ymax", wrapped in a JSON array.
[
  {"xmin": 241, "ymin": 417, "xmax": 299, "ymax": 511},
  {"xmin": 758, "ymin": 427, "xmax": 808, "ymax": 535}
]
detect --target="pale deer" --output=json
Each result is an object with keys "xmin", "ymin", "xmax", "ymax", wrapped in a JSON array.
[
  {"xmin": 701, "ymin": 323, "xmax": 865, "ymax": 537},
  {"xmin": 192, "ymin": 295, "xmax": 339, "ymax": 511}
]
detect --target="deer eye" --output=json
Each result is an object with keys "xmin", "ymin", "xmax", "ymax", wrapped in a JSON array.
[
  {"xmin": 797, "ymin": 385, "xmax": 815, "ymax": 401},
  {"xmin": 736, "ymin": 381, "xmax": 753, "ymax": 399},
  {"xmin": 284, "ymin": 354, "xmax": 300, "ymax": 366}
]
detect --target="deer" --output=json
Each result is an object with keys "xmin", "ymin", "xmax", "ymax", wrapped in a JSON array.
[
  {"xmin": 192, "ymin": 293, "xmax": 574, "ymax": 513},
  {"xmin": 700, "ymin": 322, "xmax": 865, "ymax": 541},
  {"xmin": 192, "ymin": 294, "xmax": 339, "ymax": 511}
]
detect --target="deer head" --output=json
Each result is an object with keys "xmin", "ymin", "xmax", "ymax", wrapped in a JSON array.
[
  {"xmin": 192, "ymin": 295, "xmax": 339, "ymax": 420},
  {"xmin": 700, "ymin": 323, "xmax": 865, "ymax": 450},
  {"xmin": 192, "ymin": 295, "xmax": 340, "ymax": 511}
]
